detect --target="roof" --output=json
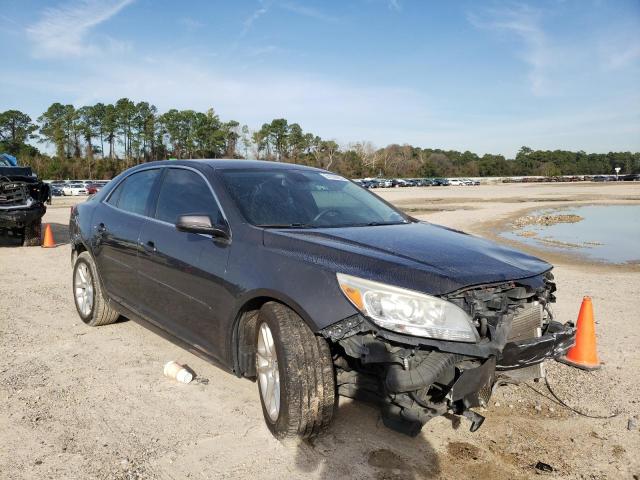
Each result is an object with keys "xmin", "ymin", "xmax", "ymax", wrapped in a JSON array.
[{"xmin": 141, "ymin": 159, "xmax": 325, "ymax": 172}]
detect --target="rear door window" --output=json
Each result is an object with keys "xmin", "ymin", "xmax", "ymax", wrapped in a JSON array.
[
  {"xmin": 108, "ymin": 169, "xmax": 160, "ymax": 216},
  {"xmin": 154, "ymin": 168, "xmax": 223, "ymax": 224}
]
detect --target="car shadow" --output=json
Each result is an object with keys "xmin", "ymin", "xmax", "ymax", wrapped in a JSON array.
[
  {"xmin": 293, "ymin": 399, "xmax": 441, "ymax": 479},
  {"xmin": 45, "ymin": 221, "xmax": 70, "ymax": 246},
  {"xmin": 0, "ymin": 221, "xmax": 70, "ymax": 247}
]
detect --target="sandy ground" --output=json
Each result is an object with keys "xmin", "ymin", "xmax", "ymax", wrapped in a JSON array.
[{"xmin": 1, "ymin": 182, "xmax": 639, "ymax": 480}]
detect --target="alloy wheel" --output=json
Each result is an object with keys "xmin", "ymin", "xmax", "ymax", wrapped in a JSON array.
[
  {"xmin": 257, "ymin": 322, "xmax": 280, "ymax": 421},
  {"xmin": 74, "ymin": 262, "xmax": 94, "ymax": 317}
]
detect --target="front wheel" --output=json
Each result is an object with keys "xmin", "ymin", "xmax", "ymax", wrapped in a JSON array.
[
  {"xmin": 256, "ymin": 302, "xmax": 336, "ymax": 439},
  {"xmin": 73, "ymin": 251, "xmax": 119, "ymax": 326}
]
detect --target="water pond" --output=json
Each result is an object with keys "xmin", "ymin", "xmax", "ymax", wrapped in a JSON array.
[{"xmin": 502, "ymin": 205, "xmax": 640, "ymax": 264}]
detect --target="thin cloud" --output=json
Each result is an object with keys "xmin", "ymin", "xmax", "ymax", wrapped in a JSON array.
[
  {"xmin": 26, "ymin": 0, "xmax": 134, "ymax": 58},
  {"xmin": 246, "ymin": 45, "xmax": 281, "ymax": 57},
  {"xmin": 1, "ymin": 51, "xmax": 430, "ymax": 148},
  {"xmin": 0, "ymin": 14, "xmax": 22, "ymax": 27},
  {"xmin": 3, "ymin": 52, "xmax": 638, "ymax": 156},
  {"xmin": 468, "ymin": 4, "xmax": 551, "ymax": 96},
  {"xmin": 279, "ymin": 2, "xmax": 339, "ymax": 22},
  {"xmin": 388, "ymin": 0, "xmax": 402, "ymax": 12},
  {"xmin": 242, "ymin": 0, "xmax": 337, "ymax": 35},
  {"xmin": 242, "ymin": 0, "xmax": 272, "ymax": 35},
  {"xmin": 180, "ymin": 17, "xmax": 205, "ymax": 31},
  {"xmin": 606, "ymin": 44, "xmax": 640, "ymax": 69},
  {"xmin": 598, "ymin": 29, "xmax": 640, "ymax": 70}
]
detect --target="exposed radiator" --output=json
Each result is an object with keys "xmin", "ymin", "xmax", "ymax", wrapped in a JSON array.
[
  {"xmin": 502, "ymin": 301, "xmax": 545, "ymax": 382},
  {"xmin": 509, "ymin": 301, "xmax": 543, "ymax": 342}
]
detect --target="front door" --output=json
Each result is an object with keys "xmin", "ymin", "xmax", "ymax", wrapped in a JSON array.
[{"xmin": 136, "ymin": 167, "xmax": 231, "ymax": 358}]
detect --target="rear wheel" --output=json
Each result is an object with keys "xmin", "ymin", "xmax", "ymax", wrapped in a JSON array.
[
  {"xmin": 23, "ymin": 220, "xmax": 42, "ymax": 246},
  {"xmin": 73, "ymin": 251, "xmax": 119, "ymax": 326},
  {"xmin": 256, "ymin": 302, "xmax": 336, "ymax": 439}
]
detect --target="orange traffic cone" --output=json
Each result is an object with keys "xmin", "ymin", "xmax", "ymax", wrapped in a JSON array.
[
  {"xmin": 42, "ymin": 223, "xmax": 56, "ymax": 248},
  {"xmin": 560, "ymin": 296, "xmax": 601, "ymax": 370}
]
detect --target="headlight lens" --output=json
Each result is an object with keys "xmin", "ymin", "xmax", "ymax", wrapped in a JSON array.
[{"xmin": 336, "ymin": 273, "xmax": 479, "ymax": 342}]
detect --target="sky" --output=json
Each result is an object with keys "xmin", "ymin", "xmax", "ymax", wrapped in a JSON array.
[{"xmin": 0, "ymin": 0, "xmax": 639, "ymax": 157}]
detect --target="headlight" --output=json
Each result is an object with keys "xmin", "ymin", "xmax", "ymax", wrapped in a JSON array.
[{"xmin": 336, "ymin": 273, "xmax": 479, "ymax": 342}]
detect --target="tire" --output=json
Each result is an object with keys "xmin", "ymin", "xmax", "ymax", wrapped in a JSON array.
[
  {"xmin": 256, "ymin": 302, "xmax": 336, "ymax": 439},
  {"xmin": 72, "ymin": 251, "xmax": 119, "ymax": 326},
  {"xmin": 23, "ymin": 220, "xmax": 42, "ymax": 246}
]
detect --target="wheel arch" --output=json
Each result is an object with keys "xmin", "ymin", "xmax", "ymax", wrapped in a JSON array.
[
  {"xmin": 70, "ymin": 240, "xmax": 114, "ymax": 312},
  {"xmin": 230, "ymin": 290, "xmax": 318, "ymax": 379},
  {"xmin": 70, "ymin": 238, "xmax": 88, "ymax": 266}
]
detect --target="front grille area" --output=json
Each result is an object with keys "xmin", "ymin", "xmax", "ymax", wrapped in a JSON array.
[
  {"xmin": 445, "ymin": 274, "xmax": 555, "ymax": 342},
  {"xmin": 505, "ymin": 302, "xmax": 545, "ymax": 381},
  {"xmin": 509, "ymin": 301, "xmax": 543, "ymax": 342},
  {"xmin": 0, "ymin": 182, "xmax": 28, "ymax": 207}
]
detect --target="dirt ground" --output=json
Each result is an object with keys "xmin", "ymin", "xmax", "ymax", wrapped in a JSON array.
[{"xmin": 1, "ymin": 182, "xmax": 639, "ymax": 479}]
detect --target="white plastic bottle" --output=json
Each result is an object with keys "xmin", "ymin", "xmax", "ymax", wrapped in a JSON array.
[{"xmin": 163, "ymin": 361, "xmax": 193, "ymax": 384}]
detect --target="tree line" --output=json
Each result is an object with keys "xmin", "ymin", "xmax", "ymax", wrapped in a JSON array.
[{"xmin": 1, "ymin": 102, "xmax": 638, "ymax": 180}]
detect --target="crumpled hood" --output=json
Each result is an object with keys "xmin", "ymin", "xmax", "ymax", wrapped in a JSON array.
[{"xmin": 263, "ymin": 221, "xmax": 551, "ymax": 295}]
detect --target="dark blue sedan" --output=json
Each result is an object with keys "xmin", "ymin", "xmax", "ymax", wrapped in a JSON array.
[{"xmin": 69, "ymin": 159, "xmax": 575, "ymax": 438}]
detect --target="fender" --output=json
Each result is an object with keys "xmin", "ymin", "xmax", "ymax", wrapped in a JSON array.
[{"xmin": 228, "ymin": 287, "xmax": 327, "ymax": 377}]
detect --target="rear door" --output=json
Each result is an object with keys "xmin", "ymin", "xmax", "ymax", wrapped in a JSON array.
[
  {"xmin": 136, "ymin": 167, "xmax": 232, "ymax": 357},
  {"xmin": 92, "ymin": 168, "xmax": 161, "ymax": 305}
]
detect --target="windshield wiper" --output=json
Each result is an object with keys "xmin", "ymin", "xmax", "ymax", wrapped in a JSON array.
[
  {"xmin": 364, "ymin": 221, "xmax": 409, "ymax": 226},
  {"xmin": 257, "ymin": 223, "xmax": 313, "ymax": 229}
]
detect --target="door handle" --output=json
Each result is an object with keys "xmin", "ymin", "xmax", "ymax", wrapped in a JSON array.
[{"xmin": 142, "ymin": 240, "xmax": 157, "ymax": 253}]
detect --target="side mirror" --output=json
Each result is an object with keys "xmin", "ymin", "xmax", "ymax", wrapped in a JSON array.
[{"xmin": 176, "ymin": 214, "xmax": 229, "ymax": 240}]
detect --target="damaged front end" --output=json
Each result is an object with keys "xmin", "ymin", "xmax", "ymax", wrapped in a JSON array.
[
  {"xmin": 0, "ymin": 166, "xmax": 50, "ymax": 234},
  {"xmin": 320, "ymin": 272, "xmax": 575, "ymax": 436}
]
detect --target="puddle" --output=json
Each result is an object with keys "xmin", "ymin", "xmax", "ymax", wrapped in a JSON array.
[{"xmin": 503, "ymin": 205, "xmax": 640, "ymax": 264}]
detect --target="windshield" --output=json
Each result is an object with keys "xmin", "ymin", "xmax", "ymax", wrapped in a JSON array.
[{"xmin": 220, "ymin": 169, "xmax": 409, "ymax": 228}]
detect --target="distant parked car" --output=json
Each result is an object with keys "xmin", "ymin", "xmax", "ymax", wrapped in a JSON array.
[
  {"xmin": 63, "ymin": 182, "xmax": 88, "ymax": 196},
  {"xmin": 86, "ymin": 183, "xmax": 105, "ymax": 195},
  {"xmin": 621, "ymin": 174, "xmax": 640, "ymax": 181},
  {"xmin": 50, "ymin": 185, "xmax": 64, "ymax": 197},
  {"xmin": 593, "ymin": 175, "xmax": 609, "ymax": 182},
  {"xmin": 394, "ymin": 179, "xmax": 413, "ymax": 187},
  {"xmin": 432, "ymin": 178, "xmax": 449, "ymax": 186},
  {"xmin": 448, "ymin": 179, "xmax": 464, "ymax": 186}
]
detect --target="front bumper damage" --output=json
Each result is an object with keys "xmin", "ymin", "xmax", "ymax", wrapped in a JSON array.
[
  {"xmin": 0, "ymin": 204, "xmax": 46, "ymax": 229},
  {"xmin": 320, "ymin": 273, "xmax": 576, "ymax": 436},
  {"xmin": 0, "ymin": 173, "xmax": 50, "ymax": 230}
]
